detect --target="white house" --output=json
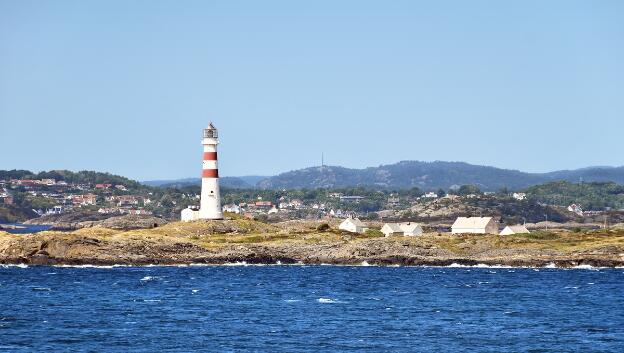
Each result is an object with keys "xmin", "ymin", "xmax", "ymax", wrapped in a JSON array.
[
  {"xmin": 381, "ymin": 222, "xmax": 423, "ymax": 237},
  {"xmin": 567, "ymin": 204, "xmax": 584, "ymax": 216},
  {"xmin": 500, "ymin": 224, "xmax": 530, "ymax": 235},
  {"xmin": 512, "ymin": 192, "xmax": 527, "ymax": 201},
  {"xmin": 423, "ymin": 192, "xmax": 438, "ymax": 199},
  {"xmin": 181, "ymin": 207, "xmax": 200, "ymax": 222},
  {"xmin": 451, "ymin": 217, "xmax": 498, "ymax": 234},
  {"xmin": 339, "ymin": 217, "xmax": 367, "ymax": 233},
  {"xmin": 381, "ymin": 223, "xmax": 403, "ymax": 236},
  {"xmin": 223, "ymin": 204, "xmax": 241, "ymax": 214}
]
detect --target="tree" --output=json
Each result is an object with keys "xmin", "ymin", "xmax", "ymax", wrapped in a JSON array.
[{"xmin": 455, "ymin": 184, "xmax": 481, "ymax": 196}]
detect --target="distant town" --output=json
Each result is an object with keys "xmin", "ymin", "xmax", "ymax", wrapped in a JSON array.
[{"xmin": 2, "ymin": 169, "xmax": 624, "ymax": 234}]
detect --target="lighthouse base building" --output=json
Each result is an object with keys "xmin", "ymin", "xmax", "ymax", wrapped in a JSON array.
[{"xmin": 181, "ymin": 123, "xmax": 224, "ymax": 222}]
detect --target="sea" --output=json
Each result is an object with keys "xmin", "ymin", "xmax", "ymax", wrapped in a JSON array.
[
  {"xmin": 0, "ymin": 265, "xmax": 622, "ymax": 352},
  {"xmin": 0, "ymin": 223, "xmax": 51, "ymax": 234}
]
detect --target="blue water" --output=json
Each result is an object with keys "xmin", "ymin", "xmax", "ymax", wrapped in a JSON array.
[
  {"xmin": 1, "ymin": 223, "xmax": 51, "ymax": 234},
  {"xmin": 1, "ymin": 265, "xmax": 623, "ymax": 352}
]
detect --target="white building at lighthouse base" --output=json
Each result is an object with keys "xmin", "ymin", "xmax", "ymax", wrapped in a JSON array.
[{"xmin": 181, "ymin": 207, "xmax": 200, "ymax": 222}]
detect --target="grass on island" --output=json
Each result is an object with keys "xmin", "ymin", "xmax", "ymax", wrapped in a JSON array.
[
  {"xmin": 433, "ymin": 229, "xmax": 624, "ymax": 255},
  {"xmin": 6, "ymin": 217, "xmax": 624, "ymax": 255}
]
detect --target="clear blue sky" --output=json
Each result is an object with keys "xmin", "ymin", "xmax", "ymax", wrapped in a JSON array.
[{"xmin": 1, "ymin": 1, "xmax": 623, "ymax": 181}]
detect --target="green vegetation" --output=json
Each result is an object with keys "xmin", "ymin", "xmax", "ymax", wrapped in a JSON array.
[
  {"xmin": 451, "ymin": 184, "xmax": 482, "ymax": 196},
  {"xmin": 364, "ymin": 228, "xmax": 384, "ymax": 237},
  {"xmin": 525, "ymin": 181, "xmax": 624, "ymax": 210},
  {"xmin": 0, "ymin": 169, "xmax": 147, "ymax": 190},
  {"xmin": 221, "ymin": 186, "xmax": 421, "ymax": 213},
  {"xmin": 316, "ymin": 223, "xmax": 330, "ymax": 232}
]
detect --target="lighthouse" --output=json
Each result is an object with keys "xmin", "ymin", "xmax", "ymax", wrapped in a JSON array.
[
  {"xmin": 199, "ymin": 122, "xmax": 223, "ymax": 219},
  {"xmin": 181, "ymin": 123, "xmax": 223, "ymax": 221}
]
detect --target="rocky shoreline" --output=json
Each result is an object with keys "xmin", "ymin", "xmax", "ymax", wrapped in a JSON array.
[{"xmin": 1, "ymin": 231, "xmax": 623, "ymax": 268}]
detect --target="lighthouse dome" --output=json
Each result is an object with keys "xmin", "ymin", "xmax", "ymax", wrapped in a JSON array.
[{"xmin": 203, "ymin": 122, "xmax": 218, "ymax": 138}]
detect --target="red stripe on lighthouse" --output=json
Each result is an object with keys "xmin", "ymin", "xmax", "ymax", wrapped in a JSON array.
[
  {"xmin": 203, "ymin": 152, "xmax": 218, "ymax": 160},
  {"xmin": 202, "ymin": 169, "xmax": 219, "ymax": 178}
]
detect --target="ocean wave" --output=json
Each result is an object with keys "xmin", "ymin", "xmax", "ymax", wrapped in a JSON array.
[
  {"xmin": 543, "ymin": 263, "xmax": 605, "ymax": 270},
  {"xmin": 446, "ymin": 263, "xmax": 513, "ymax": 269},
  {"xmin": 571, "ymin": 264, "xmax": 604, "ymax": 270},
  {"xmin": 32, "ymin": 287, "xmax": 51, "ymax": 291},
  {"xmin": 317, "ymin": 298, "xmax": 339, "ymax": 304},
  {"xmin": 2, "ymin": 262, "xmax": 617, "ymax": 270},
  {"xmin": 54, "ymin": 264, "xmax": 131, "ymax": 269},
  {"xmin": 0, "ymin": 264, "xmax": 29, "ymax": 269}
]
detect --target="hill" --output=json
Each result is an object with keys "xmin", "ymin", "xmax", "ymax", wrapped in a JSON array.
[
  {"xmin": 525, "ymin": 181, "xmax": 624, "ymax": 210},
  {"xmin": 143, "ymin": 176, "xmax": 267, "ymax": 189},
  {"xmin": 257, "ymin": 162, "xmax": 624, "ymax": 191},
  {"xmin": 0, "ymin": 169, "xmax": 146, "ymax": 190}
]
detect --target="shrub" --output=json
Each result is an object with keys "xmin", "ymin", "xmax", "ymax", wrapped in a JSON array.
[
  {"xmin": 364, "ymin": 229, "xmax": 384, "ymax": 237},
  {"xmin": 316, "ymin": 223, "xmax": 330, "ymax": 232}
]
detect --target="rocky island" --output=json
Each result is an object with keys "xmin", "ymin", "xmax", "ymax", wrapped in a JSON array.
[{"xmin": 1, "ymin": 217, "xmax": 623, "ymax": 267}]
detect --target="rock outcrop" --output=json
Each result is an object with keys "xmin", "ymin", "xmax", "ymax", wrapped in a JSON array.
[
  {"xmin": 25, "ymin": 212, "xmax": 167, "ymax": 231},
  {"xmin": 1, "ymin": 219, "xmax": 624, "ymax": 267}
]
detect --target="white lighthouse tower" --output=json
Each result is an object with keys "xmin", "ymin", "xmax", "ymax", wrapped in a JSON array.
[
  {"xmin": 199, "ymin": 122, "xmax": 223, "ymax": 219},
  {"xmin": 181, "ymin": 122, "xmax": 223, "ymax": 221}
]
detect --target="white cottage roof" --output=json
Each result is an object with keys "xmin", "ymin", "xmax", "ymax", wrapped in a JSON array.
[
  {"xmin": 383, "ymin": 223, "xmax": 403, "ymax": 232},
  {"xmin": 399, "ymin": 222, "xmax": 421, "ymax": 232},
  {"xmin": 452, "ymin": 217, "xmax": 493, "ymax": 229},
  {"xmin": 504, "ymin": 225, "xmax": 530, "ymax": 234},
  {"xmin": 342, "ymin": 217, "xmax": 365, "ymax": 227}
]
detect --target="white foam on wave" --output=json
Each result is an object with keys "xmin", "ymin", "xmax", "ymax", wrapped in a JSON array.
[
  {"xmin": 54, "ymin": 264, "xmax": 130, "ymax": 269},
  {"xmin": 571, "ymin": 264, "xmax": 603, "ymax": 270},
  {"xmin": 544, "ymin": 263, "xmax": 607, "ymax": 270},
  {"xmin": 223, "ymin": 262, "xmax": 262, "ymax": 267},
  {"xmin": 32, "ymin": 287, "xmax": 51, "ymax": 291},
  {"xmin": 317, "ymin": 298, "xmax": 339, "ymax": 304},
  {"xmin": 140, "ymin": 276, "xmax": 157, "ymax": 282},
  {"xmin": 284, "ymin": 299, "xmax": 300, "ymax": 303},
  {"xmin": 446, "ymin": 263, "xmax": 513, "ymax": 269},
  {"xmin": 0, "ymin": 264, "xmax": 28, "ymax": 268},
  {"xmin": 192, "ymin": 289, "xmax": 200, "ymax": 293}
]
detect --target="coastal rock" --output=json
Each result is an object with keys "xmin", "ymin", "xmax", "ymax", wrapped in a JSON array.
[
  {"xmin": 78, "ymin": 215, "xmax": 167, "ymax": 230},
  {"xmin": 1, "ymin": 219, "xmax": 624, "ymax": 267}
]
